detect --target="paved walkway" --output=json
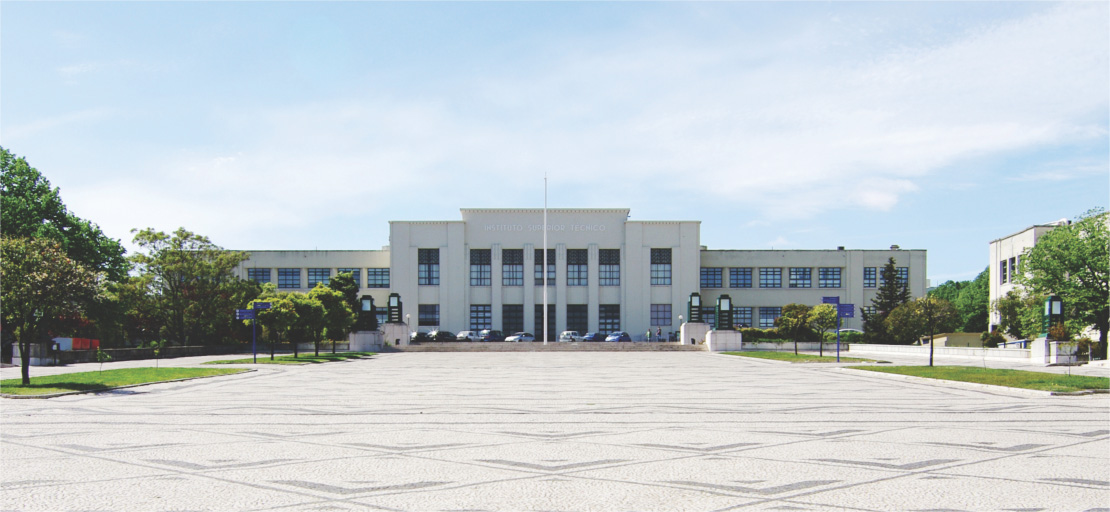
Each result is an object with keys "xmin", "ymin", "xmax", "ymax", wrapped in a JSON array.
[{"xmin": 2, "ymin": 352, "xmax": 1107, "ymax": 511}]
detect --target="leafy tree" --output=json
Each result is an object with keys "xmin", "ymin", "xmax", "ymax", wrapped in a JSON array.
[
  {"xmin": 327, "ymin": 272, "xmax": 359, "ymax": 317},
  {"xmin": 129, "ymin": 228, "xmax": 255, "ymax": 345},
  {"xmin": 885, "ymin": 297, "xmax": 959, "ymax": 352},
  {"xmin": 1, "ymin": 237, "xmax": 99, "ymax": 384},
  {"xmin": 993, "ymin": 290, "xmax": 1044, "ymax": 340},
  {"xmin": 1, "ymin": 147, "xmax": 127, "ymax": 281},
  {"xmin": 1014, "ymin": 208, "xmax": 1109, "ymax": 358},
  {"xmin": 929, "ymin": 267, "xmax": 990, "ymax": 332},
  {"xmin": 807, "ymin": 303, "xmax": 838, "ymax": 356},
  {"xmin": 248, "ymin": 286, "xmax": 297, "ymax": 360},
  {"xmin": 308, "ymin": 284, "xmax": 355, "ymax": 355},
  {"xmin": 775, "ymin": 303, "xmax": 812, "ymax": 355},
  {"xmin": 287, "ymin": 292, "xmax": 325, "ymax": 358},
  {"xmin": 862, "ymin": 257, "xmax": 911, "ymax": 343}
]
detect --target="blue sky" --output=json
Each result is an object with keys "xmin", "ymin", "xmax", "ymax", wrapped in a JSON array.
[{"xmin": 2, "ymin": 1, "xmax": 1107, "ymax": 285}]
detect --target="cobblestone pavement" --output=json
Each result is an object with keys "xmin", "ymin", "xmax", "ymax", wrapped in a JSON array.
[{"xmin": 2, "ymin": 352, "xmax": 1108, "ymax": 511}]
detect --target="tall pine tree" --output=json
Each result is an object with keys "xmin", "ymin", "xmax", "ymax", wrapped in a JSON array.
[{"xmin": 862, "ymin": 257, "xmax": 912, "ymax": 344}]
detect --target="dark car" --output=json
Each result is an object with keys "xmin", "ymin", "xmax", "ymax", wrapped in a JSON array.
[
  {"xmin": 409, "ymin": 331, "xmax": 430, "ymax": 342},
  {"xmin": 479, "ymin": 329, "xmax": 505, "ymax": 342},
  {"xmin": 582, "ymin": 332, "xmax": 605, "ymax": 342},
  {"xmin": 605, "ymin": 331, "xmax": 632, "ymax": 342},
  {"xmin": 427, "ymin": 330, "xmax": 456, "ymax": 342}
]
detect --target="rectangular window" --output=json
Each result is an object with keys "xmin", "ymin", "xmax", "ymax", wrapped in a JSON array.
[
  {"xmin": 734, "ymin": 307, "xmax": 753, "ymax": 328},
  {"xmin": 502, "ymin": 249, "xmax": 523, "ymax": 286},
  {"xmin": 567, "ymin": 249, "xmax": 588, "ymax": 286},
  {"xmin": 702, "ymin": 306, "xmax": 716, "ymax": 328},
  {"xmin": 278, "ymin": 268, "xmax": 300, "ymax": 289},
  {"xmin": 818, "ymin": 267, "xmax": 841, "ymax": 288},
  {"xmin": 502, "ymin": 304, "xmax": 524, "ymax": 333},
  {"xmin": 759, "ymin": 268, "xmax": 782, "ymax": 288},
  {"xmin": 337, "ymin": 268, "xmax": 361, "ymax": 287},
  {"xmin": 862, "ymin": 306, "xmax": 877, "ymax": 318},
  {"xmin": 789, "ymin": 268, "xmax": 812, "ymax": 288},
  {"xmin": 599, "ymin": 249, "xmax": 620, "ymax": 286},
  {"xmin": 1000, "ymin": 260, "xmax": 1008, "ymax": 284},
  {"xmin": 730, "ymin": 268, "xmax": 752, "ymax": 288},
  {"xmin": 418, "ymin": 304, "xmax": 439, "ymax": 327},
  {"xmin": 470, "ymin": 305, "xmax": 491, "ymax": 330},
  {"xmin": 863, "ymin": 267, "xmax": 877, "ymax": 288},
  {"xmin": 599, "ymin": 305, "xmax": 620, "ymax": 334},
  {"xmin": 759, "ymin": 307, "xmax": 782, "ymax": 329},
  {"xmin": 565, "ymin": 304, "xmax": 587, "ymax": 334},
  {"xmin": 366, "ymin": 268, "xmax": 390, "ymax": 288},
  {"xmin": 535, "ymin": 304, "xmax": 556, "ymax": 341},
  {"xmin": 650, "ymin": 304, "xmax": 672, "ymax": 326},
  {"xmin": 307, "ymin": 268, "xmax": 331, "ymax": 288},
  {"xmin": 700, "ymin": 267, "xmax": 723, "ymax": 288},
  {"xmin": 470, "ymin": 249, "xmax": 491, "ymax": 286},
  {"xmin": 418, "ymin": 249, "xmax": 440, "ymax": 285},
  {"xmin": 534, "ymin": 248, "xmax": 555, "ymax": 286},
  {"xmin": 897, "ymin": 267, "xmax": 909, "ymax": 285},
  {"xmin": 650, "ymin": 248, "xmax": 672, "ymax": 285},
  {"xmin": 247, "ymin": 268, "xmax": 271, "ymax": 284}
]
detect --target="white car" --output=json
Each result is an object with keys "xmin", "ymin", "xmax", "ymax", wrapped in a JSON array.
[
  {"xmin": 456, "ymin": 331, "xmax": 482, "ymax": 342},
  {"xmin": 558, "ymin": 331, "xmax": 583, "ymax": 342},
  {"xmin": 504, "ymin": 332, "xmax": 535, "ymax": 342}
]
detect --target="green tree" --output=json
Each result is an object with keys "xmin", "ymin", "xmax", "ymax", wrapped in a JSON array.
[
  {"xmin": 308, "ymin": 284, "xmax": 355, "ymax": 355},
  {"xmin": 885, "ymin": 296, "xmax": 960, "ymax": 351},
  {"xmin": 1, "ymin": 147, "xmax": 127, "ymax": 281},
  {"xmin": 929, "ymin": 267, "xmax": 990, "ymax": 332},
  {"xmin": 1014, "ymin": 209, "xmax": 1109, "ymax": 358},
  {"xmin": 775, "ymin": 303, "xmax": 812, "ymax": 355},
  {"xmin": 993, "ymin": 290, "xmax": 1044, "ymax": 340},
  {"xmin": 129, "ymin": 228, "xmax": 255, "ymax": 345},
  {"xmin": 807, "ymin": 303, "xmax": 838, "ymax": 356},
  {"xmin": 1, "ymin": 237, "xmax": 99, "ymax": 384},
  {"xmin": 287, "ymin": 293, "xmax": 325, "ymax": 358},
  {"xmin": 862, "ymin": 257, "xmax": 911, "ymax": 343},
  {"xmin": 248, "ymin": 286, "xmax": 297, "ymax": 360}
]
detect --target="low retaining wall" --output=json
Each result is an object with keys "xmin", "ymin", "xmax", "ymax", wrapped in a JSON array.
[
  {"xmin": 850, "ymin": 344, "xmax": 1031, "ymax": 361},
  {"xmin": 740, "ymin": 341, "xmax": 848, "ymax": 352},
  {"xmin": 15, "ymin": 345, "xmax": 243, "ymax": 366},
  {"xmin": 391, "ymin": 341, "xmax": 706, "ymax": 352}
]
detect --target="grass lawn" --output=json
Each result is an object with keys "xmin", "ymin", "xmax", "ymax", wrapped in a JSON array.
[
  {"xmin": 723, "ymin": 351, "xmax": 876, "ymax": 363},
  {"xmin": 204, "ymin": 351, "xmax": 376, "ymax": 365},
  {"xmin": 1, "ymin": 368, "xmax": 247, "ymax": 397},
  {"xmin": 849, "ymin": 365, "xmax": 1110, "ymax": 393}
]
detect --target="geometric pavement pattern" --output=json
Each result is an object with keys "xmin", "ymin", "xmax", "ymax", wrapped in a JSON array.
[{"xmin": 2, "ymin": 352, "xmax": 1107, "ymax": 511}]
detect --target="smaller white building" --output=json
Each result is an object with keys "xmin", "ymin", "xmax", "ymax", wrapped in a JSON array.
[{"xmin": 987, "ymin": 219, "xmax": 1070, "ymax": 331}]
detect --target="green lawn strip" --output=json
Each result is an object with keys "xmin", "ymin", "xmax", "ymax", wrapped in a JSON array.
[
  {"xmin": 849, "ymin": 365, "xmax": 1110, "ymax": 393},
  {"xmin": 204, "ymin": 352, "xmax": 376, "ymax": 365},
  {"xmin": 723, "ymin": 351, "xmax": 875, "ymax": 363},
  {"xmin": 1, "ymin": 368, "xmax": 248, "ymax": 397}
]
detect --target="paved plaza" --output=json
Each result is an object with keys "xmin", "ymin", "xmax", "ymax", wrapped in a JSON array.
[{"xmin": 2, "ymin": 352, "xmax": 1108, "ymax": 511}]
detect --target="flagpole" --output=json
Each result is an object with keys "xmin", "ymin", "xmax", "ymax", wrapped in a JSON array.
[{"xmin": 543, "ymin": 174, "xmax": 548, "ymax": 345}]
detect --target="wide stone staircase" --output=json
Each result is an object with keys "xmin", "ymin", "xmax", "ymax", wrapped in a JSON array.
[{"xmin": 385, "ymin": 341, "xmax": 707, "ymax": 352}]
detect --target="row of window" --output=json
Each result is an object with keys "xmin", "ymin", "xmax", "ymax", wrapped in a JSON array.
[
  {"xmin": 698, "ymin": 266, "xmax": 907, "ymax": 289},
  {"xmin": 248, "ymin": 268, "xmax": 390, "ymax": 289},
  {"xmin": 420, "ymin": 248, "xmax": 675, "ymax": 287}
]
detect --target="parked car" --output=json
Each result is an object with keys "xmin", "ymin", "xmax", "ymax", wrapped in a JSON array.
[
  {"xmin": 582, "ymin": 332, "xmax": 605, "ymax": 342},
  {"xmin": 505, "ymin": 332, "xmax": 535, "ymax": 342},
  {"xmin": 479, "ymin": 329, "xmax": 505, "ymax": 342},
  {"xmin": 558, "ymin": 331, "xmax": 583, "ymax": 342},
  {"xmin": 427, "ymin": 330, "xmax": 456, "ymax": 342},
  {"xmin": 456, "ymin": 330, "xmax": 481, "ymax": 342},
  {"xmin": 605, "ymin": 331, "xmax": 632, "ymax": 342},
  {"xmin": 410, "ymin": 331, "xmax": 430, "ymax": 342}
]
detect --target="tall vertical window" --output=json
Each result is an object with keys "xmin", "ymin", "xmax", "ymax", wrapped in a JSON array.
[
  {"xmin": 734, "ymin": 307, "xmax": 753, "ymax": 328},
  {"xmin": 730, "ymin": 268, "xmax": 752, "ymax": 288},
  {"xmin": 759, "ymin": 268, "xmax": 782, "ymax": 288},
  {"xmin": 565, "ymin": 305, "xmax": 587, "ymax": 334},
  {"xmin": 366, "ymin": 268, "xmax": 390, "ymax": 288},
  {"xmin": 650, "ymin": 304, "xmax": 672, "ymax": 326},
  {"xmin": 535, "ymin": 248, "xmax": 555, "ymax": 285},
  {"xmin": 567, "ymin": 249, "xmax": 588, "ymax": 286},
  {"xmin": 470, "ymin": 305, "xmax": 491, "ymax": 330},
  {"xmin": 759, "ymin": 307, "xmax": 782, "ymax": 328},
  {"xmin": 502, "ymin": 249, "xmax": 523, "ymax": 286},
  {"xmin": 502, "ymin": 304, "xmax": 524, "ymax": 333},
  {"xmin": 882, "ymin": 267, "xmax": 910, "ymax": 286},
  {"xmin": 278, "ymin": 268, "xmax": 300, "ymax": 289},
  {"xmin": 1000, "ymin": 260, "xmax": 1008, "ymax": 284},
  {"xmin": 337, "ymin": 268, "xmax": 361, "ymax": 287},
  {"xmin": 789, "ymin": 268, "xmax": 812, "ymax": 288},
  {"xmin": 599, "ymin": 305, "xmax": 620, "ymax": 334},
  {"xmin": 418, "ymin": 249, "xmax": 439, "ymax": 285},
  {"xmin": 470, "ymin": 249, "xmax": 491, "ymax": 286},
  {"xmin": 701, "ymin": 267, "xmax": 723, "ymax": 288},
  {"xmin": 247, "ymin": 268, "xmax": 271, "ymax": 284},
  {"xmin": 536, "ymin": 304, "xmax": 557, "ymax": 341},
  {"xmin": 701, "ymin": 306, "xmax": 716, "ymax": 328},
  {"xmin": 863, "ymin": 267, "xmax": 877, "ymax": 288},
  {"xmin": 599, "ymin": 249, "xmax": 620, "ymax": 286},
  {"xmin": 818, "ymin": 268, "xmax": 841, "ymax": 288},
  {"xmin": 650, "ymin": 248, "xmax": 672, "ymax": 285},
  {"xmin": 418, "ymin": 304, "xmax": 439, "ymax": 327},
  {"xmin": 307, "ymin": 268, "xmax": 331, "ymax": 288},
  {"xmin": 1009, "ymin": 257, "xmax": 1017, "ymax": 280}
]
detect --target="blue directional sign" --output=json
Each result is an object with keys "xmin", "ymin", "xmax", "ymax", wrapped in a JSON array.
[
  {"xmin": 235, "ymin": 309, "xmax": 256, "ymax": 320},
  {"xmin": 838, "ymin": 304, "xmax": 855, "ymax": 318},
  {"xmin": 253, "ymin": 302, "xmax": 272, "ymax": 310},
  {"xmin": 822, "ymin": 296, "xmax": 840, "ymax": 305}
]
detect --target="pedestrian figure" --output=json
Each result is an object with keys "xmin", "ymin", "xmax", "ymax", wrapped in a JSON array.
[
  {"xmin": 657, "ymin": 327, "xmax": 662, "ymax": 341},
  {"xmin": 646, "ymin": 330, "xmax": 652, "ymax": 342}
]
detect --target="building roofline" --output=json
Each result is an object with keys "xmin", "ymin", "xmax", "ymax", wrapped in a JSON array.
[{"xmin": 989, "ymin": 224, "xmax": 1063, "ymax": 244}]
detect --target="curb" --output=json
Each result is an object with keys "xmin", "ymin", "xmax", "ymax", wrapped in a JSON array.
[
  {"xmin": 1, "ymin": 369, "xmax": 256, "ymax": 400},
  {"xmin": 837, "ymin": 367, "xmax": 1108, "ymax": 397}
]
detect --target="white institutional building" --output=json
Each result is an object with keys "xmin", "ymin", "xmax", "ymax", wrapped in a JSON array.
[{"xmin": 236, "ymin": 209, "xmax": 927, "ymax": 339}]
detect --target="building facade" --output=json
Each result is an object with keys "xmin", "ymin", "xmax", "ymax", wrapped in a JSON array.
[
  {"xmin": 237, "ymin": 208, "xmax": 926, "ymax": 339},
  {"xmin": 987, "ymin": 219, "xmax": 1070, "ymax": 331}
]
